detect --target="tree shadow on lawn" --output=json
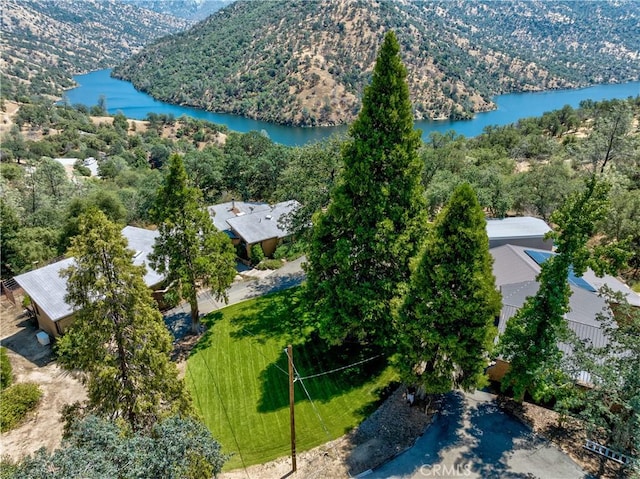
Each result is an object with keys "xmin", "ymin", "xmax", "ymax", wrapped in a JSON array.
[
  {"xmin": 228, "ymin": 287, "xmax": 309, "ymax": 345},
  {"xmin": 188, "ymin": 311, "xmax": 225, "ymax": 356},
  {"xmin": 257, "ymin": 335, "xmax": 390, "ymax": 413}
]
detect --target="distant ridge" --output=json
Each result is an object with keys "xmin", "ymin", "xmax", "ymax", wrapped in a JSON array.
[
  {"xmin": 112, "ymin": 0, "xmax": 640, "ymax": 126},
  {"xmin": 1, "ymin": 0, "xmax": 190, "ymax": 99}
]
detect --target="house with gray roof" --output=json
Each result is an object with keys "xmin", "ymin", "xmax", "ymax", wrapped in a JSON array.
[
  {"xmin": 14, "ymin": 226, "xmax": 163, "ymax": 338},
  {"xmin": 208, "ymin": 200, "xmax": 300, "ymax": 258},
  {"xmin": 488, "ymin": 243, "xmax": 640, "ymax": 384}
]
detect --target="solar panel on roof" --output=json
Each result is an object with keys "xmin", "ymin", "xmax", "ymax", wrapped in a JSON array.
[{"xmin": 524, "ymin": 250, "xmax": 597, "ymax": 293}]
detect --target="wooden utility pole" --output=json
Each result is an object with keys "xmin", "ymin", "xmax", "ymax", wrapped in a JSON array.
[{"xmin": 287, "ymin": 344, "xmax": 297, "ymax": 472}]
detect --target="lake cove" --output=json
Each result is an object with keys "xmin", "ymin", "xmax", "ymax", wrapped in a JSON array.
[{"xmin": 63, "ymin": 69, "xmax": 640, "ymax": 147}]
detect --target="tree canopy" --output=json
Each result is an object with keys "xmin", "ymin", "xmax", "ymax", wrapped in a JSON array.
[
  {"xmin": 304, "ymin": 30, "xmax": 426, "ymax": 349},
  {"xmin": 56, "ymin": 209, "xmax": 190, "ymax": 431},
  {"xmin": 6, "ymin": 415, "xmax": 227, "ymax": 479},
  {"xmin": 397, "ymin": 183, "xmax": 501, "ymax": 392}
]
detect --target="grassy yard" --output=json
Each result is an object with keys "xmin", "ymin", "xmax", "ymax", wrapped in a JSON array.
[{"xmin": 185, "ymin": 288, "xmax": 397, "ymax": 471}]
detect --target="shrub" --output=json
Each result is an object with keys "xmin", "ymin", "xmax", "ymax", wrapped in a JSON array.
[
  {"xmin": 0, "ymin": 347, "xmax": 12, "ymax": 390},
  {"xmin": 255, "ymin": 259, "xmax": 284, "ymax": 270},
  {"xmin": 273, "ymin": 241, "xmax": 306, "ymax": 261},
  {"xmin": 250, "ymin": 244, "xmax": 265, "ymax": 265},
  {"xmin": 0, "ymin": 383, "xmax": 43, "ymax": 432}
]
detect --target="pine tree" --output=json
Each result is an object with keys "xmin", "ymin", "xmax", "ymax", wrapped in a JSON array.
[
  {"xmin": 397, "ymin": 183, "xmax": 501, "ymax": 392},
  {"xmin": 150, "ymin": 153, "xmax": 236, "ymax": 334},
  {"xmin": 57, "ymin": 210, "xmax": 190, "ymax": 431},
  {"xmin": 304, "ymin": 31, "xmax": 426, "ymax": 349},
  {"xmin": 497, "ymin": 177, "xmax": 617, "ymax": 401}
]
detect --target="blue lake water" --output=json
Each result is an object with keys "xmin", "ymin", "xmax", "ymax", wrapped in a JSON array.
[{"xmin": 62, "ymin": 69, "xmax": 640, "ymax": 147}]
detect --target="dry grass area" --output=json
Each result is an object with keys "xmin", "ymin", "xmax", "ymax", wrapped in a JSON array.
[{"xmin": 0, "ymin": 295, "xmax": 87, "ymax": 461}]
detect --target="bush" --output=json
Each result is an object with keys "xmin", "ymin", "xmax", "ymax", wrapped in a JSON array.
[
  {"xmin": 0, "ymin": 347, "xmax": 12, "ymax": 390},
  {"xmin": 273, "ymin": 241, "xmax": 306, "ymax": 261},
  {"xmin": 250, "ymin": 244, "xmax": 265, "ymax": 265},
  {"xmin": 255, "ymin": 259, "xmax": 284, "ymax": 270},
  {"xmin": 1, "ymin": 383, "xmax": 43, "ymax": 432}
]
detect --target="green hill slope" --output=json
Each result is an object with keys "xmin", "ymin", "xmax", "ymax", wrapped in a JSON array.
[
  {"xmin": 1, "ymin": 0, "xmax": 190, "ymax": 100},
  {"xmin": 112, "ymin": 0, "xmax": 640, "ymax": 126}
]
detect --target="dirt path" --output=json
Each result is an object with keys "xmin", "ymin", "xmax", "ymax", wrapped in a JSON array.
[{"xmin": 0, "ymin": 296, "xmax": 86, "ymax": 460}]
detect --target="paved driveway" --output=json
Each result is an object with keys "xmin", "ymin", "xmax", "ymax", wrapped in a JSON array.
[
  {"xmin": 163, "ymin": 257, "xmax": 306, "ymax": 338},
  {"xmin": 367, "ymin": 390, "xmax": 593, "ymax": 479}
]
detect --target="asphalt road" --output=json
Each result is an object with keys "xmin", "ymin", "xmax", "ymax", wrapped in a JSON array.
[{"xmin": 366, "ymin": 390, "xmax": 593, "ymax": 479}]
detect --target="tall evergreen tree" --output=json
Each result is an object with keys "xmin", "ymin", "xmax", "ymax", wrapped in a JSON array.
[
  {"xmin": 397, "ymin": 183, "xmax": 501, "ymax": 392},
  {"xmin": 150, "ymin": 153, "xmax": 236, "ymax": 334},
  {"xmin": 57, "ymin": 210, "xmax": 190, "ymax": 431},
  {"xmin": 497, "ymin": 177, "xmax": 620, "ymax": 401},
  {"xmin": 305, "ymin": 30, "xmax": 426, "ymax": 349}
]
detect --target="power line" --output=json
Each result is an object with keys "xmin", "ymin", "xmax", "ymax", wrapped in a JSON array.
[
  {"xmin": 285, "ymin": 348, "xmax": 349, "ymax": 479},
  {"xmin": 297, "ymin": 354, "xmax": 382, "ymax": 381},
  {"xmin": 285, "ymin": 348, "xmax": 332, "ymax": 441}
]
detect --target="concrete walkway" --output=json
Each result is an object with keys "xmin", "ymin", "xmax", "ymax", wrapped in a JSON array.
[
  {"xmin": 163, "ymin": 257, "xmax": 306, "ymax": 339},
  {"xmin": 367, "ymin": 390, "xmax": 593, "ymax": 479}
]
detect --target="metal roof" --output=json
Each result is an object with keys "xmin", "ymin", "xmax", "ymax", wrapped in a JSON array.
[
  {"xmin": 225, "ymin": 200, "xmax": 300, "ymax": 244},
  {"xmin": 490, "ymin": 244, "xmax": 541, "ymax": 287},
  {"xmin": 486, "ymin": 216, "xmax": 552, "ymax": 240},
  {"xmin": 498, "ymin": 280, "xmax": 611, "ymax": 385},
  {"xmin": 500, "ymin": 280, "xmax": 608, "ymax": 330},
  {"xmin": 14, "ymin": 226, "xmax": 163, "ymax": 323},
  {"xmin": 14, "ymin": 258, "xmax": 77, "ymax": 323},
  {"xmin": 490, "ymin": 244, "xmax": 640, "ymax": 306}
]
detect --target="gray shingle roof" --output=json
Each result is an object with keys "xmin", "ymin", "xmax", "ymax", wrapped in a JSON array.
[
  {"xmin": 224, "ymin": 200, "xmax": 300, "ymax": 244},
  {"xmin": 207, "ymin": 201, "xmax": 271, "ymax": 237},
  {"xmin": 14, "ymin": 226, "xmax": 162, "ymax": 323}
]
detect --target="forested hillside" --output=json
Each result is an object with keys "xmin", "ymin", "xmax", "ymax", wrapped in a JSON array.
[
  {"xmin": 121, "ymin": 0, "xmax": 232, "ymax": 21},
  {"xmin": 1, "ymin": 96, "xmax": 638, "ymax": 287},
  {"xmin": 113, "ymin": 0, "xmax": 640, "ymax": 126},
  {"xmin": 0, "ymin": 0, "xmax": 190, "ymax": 101}
]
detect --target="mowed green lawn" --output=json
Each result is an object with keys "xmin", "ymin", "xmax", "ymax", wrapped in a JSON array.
[{"xmin": 185, "ymin": 288, "xmax": 397, "ymax": 470}]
